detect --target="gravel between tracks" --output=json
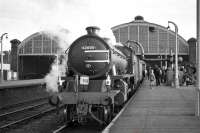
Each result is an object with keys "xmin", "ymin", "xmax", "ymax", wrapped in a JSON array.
[{"xmin": 4, "ymin": 110, "xmax": 64, "ymax": 133}]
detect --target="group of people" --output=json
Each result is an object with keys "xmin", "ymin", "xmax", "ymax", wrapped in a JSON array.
[
  {"xmin": 147, "ymin": 65, "xmax": 165, "ymax": 88},
  {"xmin": 145, "ymin": 64, "xmax": 196, "ymax": 89}
]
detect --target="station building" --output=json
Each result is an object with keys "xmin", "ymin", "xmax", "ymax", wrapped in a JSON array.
[
  {"xmin": 15, "ymin": 32, "xmax": 61, "ymax": 79},
  {"xmin": 9, "ymin": 15, "xmax": 196, "ymax": 80},
  {"xmin": 111, "ymin": 16, "xmax": 189, "ymax": 67}
]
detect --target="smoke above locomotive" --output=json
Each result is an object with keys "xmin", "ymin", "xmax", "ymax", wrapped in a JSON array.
[{"xmin": 68, "ymin": 26, "xmax": 128, "ymax": 79}]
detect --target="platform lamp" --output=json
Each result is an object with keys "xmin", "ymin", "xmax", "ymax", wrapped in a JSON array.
[
  {"xmin": 167, "ymin": 21, "xmax": 179, "ymax": 88},
  {"xmin": 165, "ymin": 49, "xmax": 168, "ymax": 68},
  {"xmin": 0, "ymin": 33, "xmax": 8, "ymax": 83},
  {"xmin": 169, "ymin": 49, "xmax": 174, "ymax": 68}
]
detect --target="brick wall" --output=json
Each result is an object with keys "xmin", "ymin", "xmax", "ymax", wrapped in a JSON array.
[{"xmin": 10, "ymin": 39, "xmax": 21, "ymax": 72}]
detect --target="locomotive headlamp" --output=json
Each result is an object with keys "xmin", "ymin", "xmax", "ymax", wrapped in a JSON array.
[
  {"xmin": 104, "ymin": 108, "xmax": 108, "ymax": 115},
  {"xmin": 106, "ymin": 75, "xmax": 111, "ymax": 86},
  {"xmin": 80, "ymin": 75, "xmax": 89, "ymax": 85}
]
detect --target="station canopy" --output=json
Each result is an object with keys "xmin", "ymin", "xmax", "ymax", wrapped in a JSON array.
[
  {"xmin": 19, "ymin": 32, "xmax": 62, "ymax": 56},
  {"xmin": 111, "ymin": 16, "xmax": 189, "ymax": 56}
]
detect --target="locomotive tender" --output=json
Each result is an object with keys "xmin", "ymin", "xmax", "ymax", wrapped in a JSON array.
[{"xmin": 49, "ymin": 26, "xmax": 145, "ymax": 125}]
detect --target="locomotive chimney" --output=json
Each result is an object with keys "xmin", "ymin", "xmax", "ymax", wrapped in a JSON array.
[{"xmin": 86, "ymin": 26, "xmax": 100, "ymax": 36}]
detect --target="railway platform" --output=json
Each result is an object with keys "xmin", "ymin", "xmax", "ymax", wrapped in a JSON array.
[
  {"xmin": 103, "ymin": 80, "xmax": 200, "ymax": 133},
  {"xmin": 0, "ymin": 79, "xmax": 47, "ymax": 109},
  {"xmin": 0, "ymin": 79, "xmax": 45, "ymax": 89}
]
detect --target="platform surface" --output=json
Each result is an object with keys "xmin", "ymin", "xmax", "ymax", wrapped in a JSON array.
[
  {"xmin": 104, "ymin": 80, "xmax": 200, "ymax": 133},
  {"xmin": 0, "ymin": 79, "xmax": 45, "ymax": 89}
]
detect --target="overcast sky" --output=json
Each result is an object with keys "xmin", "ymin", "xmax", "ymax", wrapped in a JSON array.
[{"xmin": 0, "ymin": 0, "xmax": 196, "ymax": 50}]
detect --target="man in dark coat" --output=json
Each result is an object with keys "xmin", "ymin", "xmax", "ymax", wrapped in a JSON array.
[{"xmin": 154, "ymin": 65, "xmax": 161, "ymax": 86}]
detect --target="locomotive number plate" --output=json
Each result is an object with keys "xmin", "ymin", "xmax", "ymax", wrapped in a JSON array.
[{"xmin": 80, "ymin": 75, "xmax": 89, "ymax": 85}]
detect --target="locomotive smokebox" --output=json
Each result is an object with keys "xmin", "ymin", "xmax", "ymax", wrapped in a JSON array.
[
  {"xmin": 68, "ymin": 27, "xmax": 128, "ymax": 79},
  {"xmin": 86, "ymin": 26, "xmax": 100, "ymax": 36}
]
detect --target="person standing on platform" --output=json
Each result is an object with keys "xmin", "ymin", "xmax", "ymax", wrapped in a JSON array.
[
  {"xmin": 179, "ymin": 67, "xmax": 184, "ymax": 86},
  {"xmin": 166, "ymin": 66, "xmax": 174, "ymax": 86},
  {"xmin": 147, "ymin": 67, "xmax": 150, "ymax": 80},
  {"xmin": 154, "ymin": 65, "xmax": 161, "ymax": 86},
  {"xmin": 149, "ymin": 69, "xmax": 155, "ymax": 89},
  {"xmin": 161, "ymin": 66, "xmax": 167, "ymax": 84}
]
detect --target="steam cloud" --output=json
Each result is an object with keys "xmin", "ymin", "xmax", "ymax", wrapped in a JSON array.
[{"xmin": 42, "ymin": 27, "xmax": 73, "ymax": 93}]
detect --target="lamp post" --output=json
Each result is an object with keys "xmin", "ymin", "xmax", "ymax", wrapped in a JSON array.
[
  {"xmin": 165, "ymin": 49, "xmax": 168, "ymax": 68},
  {"xmin": 0, "ymin": 33, "xmax": 8, "ymax": 83},
  {"xmin": 168, "ymin": 21, "xmax": 179, "ymax": 88}
]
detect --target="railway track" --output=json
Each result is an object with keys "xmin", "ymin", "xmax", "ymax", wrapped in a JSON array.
[
  {"xmin": 0, "ymin": 82, "xmax": 142, "ymax": 133},
  {"xmin": 0, "ymin": 97, "xmax": 59, "ymax": 132},
  {"xmin": 53, "ymin": 121, "xmax": 103, "ymax": 133},
  {"xmin": 0, "ymin": 97, "xmax": 48, "ymax": 112}
]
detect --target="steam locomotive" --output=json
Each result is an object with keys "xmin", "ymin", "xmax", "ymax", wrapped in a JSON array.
[{"xmin": 49, "ymin": 26, "xmax": 145, "ymax": 125}]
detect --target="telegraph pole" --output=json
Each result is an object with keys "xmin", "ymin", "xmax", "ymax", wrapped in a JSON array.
[{"xmin": 196, "ymin": 0, "xmax": 200, "ymax": 116}]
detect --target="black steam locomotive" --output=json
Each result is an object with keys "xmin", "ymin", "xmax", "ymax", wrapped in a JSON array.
[{"xmin": 49, "ymin": 26, "xmax": 145, "ymax": 125}]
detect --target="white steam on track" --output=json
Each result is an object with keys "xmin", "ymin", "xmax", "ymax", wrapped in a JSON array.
[{"xmin": 41, "ymin": 27, "xmax": 74, "ymax": 93}]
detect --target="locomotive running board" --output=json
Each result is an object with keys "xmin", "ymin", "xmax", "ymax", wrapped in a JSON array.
[
  {"xmin": 111, "ymin": 74, "xmax": 135, "ymax": 79},
  {"xmin": 59, "ymin": 90, "xmax": 120, "ymax": 105}
]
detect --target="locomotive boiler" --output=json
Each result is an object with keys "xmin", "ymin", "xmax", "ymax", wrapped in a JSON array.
[{"xmin": 49, "ymin": 26, "xmax": 145, "ymax": 125}]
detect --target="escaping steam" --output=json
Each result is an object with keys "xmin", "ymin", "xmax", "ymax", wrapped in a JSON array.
[
  {"xmin": 42, "ymin": 27, "xmax": 74, "ymax": 93},
  {"xmin": 45, "ymin": 61, "xmax": 60, "ymax": 93}
]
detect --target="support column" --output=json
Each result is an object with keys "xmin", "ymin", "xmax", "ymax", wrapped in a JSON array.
[{"xmin": 196, "ymin": 0, "xmax": 200, "ymax": 117}]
